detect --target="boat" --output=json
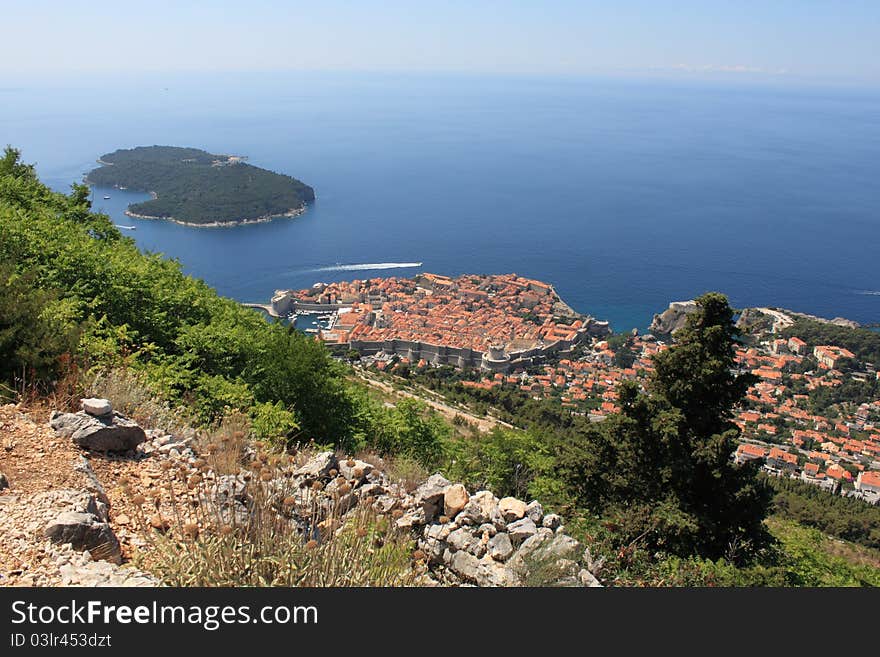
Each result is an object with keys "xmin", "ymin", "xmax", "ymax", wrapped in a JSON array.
[
  {"xmin": 304, "ymin": 328, "xmax": 319, "ymax": 334},
  {"xmin": 103, "ymin": 195, "xmax": 111, "ymax": 200},
  {"xmin": 115, "ymin": 224, "xmax": 136, "ymax": 230}
]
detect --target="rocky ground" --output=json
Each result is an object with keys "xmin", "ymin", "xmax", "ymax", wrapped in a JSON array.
[
  {"xmin": 0, "ymin": 400, "xmax": 602, "ymax": 588},
  {"xmin": 0, "ymin": 404, "xmax": 157, "ymax": 586}
]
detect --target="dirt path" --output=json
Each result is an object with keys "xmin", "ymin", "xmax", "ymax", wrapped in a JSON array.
[
  {"xmin": 0, "ymin": 404, "xmax": 159, "ymax": 586},
  {"xmin": 355, "ymin": 372, "xmax": 512, "ymax": 433}
]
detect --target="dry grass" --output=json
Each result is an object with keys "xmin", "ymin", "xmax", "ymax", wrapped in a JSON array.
[
  {"xmin": 45, "ymin": 353, "xmax": 86, "ymax": 411},
  {"xmin": 357, "ymin": 451, "xmax": 428, "ymax": 494},
  {"xmin": 196, "ymin": 410, "xmax": 254, "ymax": 476},
  {"xmin": 824, "ymin": 538, "xmax": 880, "ymax": 569},
  {"xmin": 126, "ymin": 447, "xmax": 420, "ymax": 587}
]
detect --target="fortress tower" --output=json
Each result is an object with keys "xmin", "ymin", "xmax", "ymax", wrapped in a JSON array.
[{"xmin": 482, "ymin": 344, "xmax": 511, "ymax": 373}]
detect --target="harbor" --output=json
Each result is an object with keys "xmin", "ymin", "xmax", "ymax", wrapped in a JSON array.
[{"xmin": 241, "ymin": 302, "xmax": 343, "ymax": 337}]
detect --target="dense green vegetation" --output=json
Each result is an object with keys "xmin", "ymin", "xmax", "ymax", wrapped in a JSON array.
[
  {"xmin": 764, "ymin": 518, "xmax": 880, "ymax": 587},
  {"xmin": 86, "ymin": 145, "xmax": 314, "ymax": 225},
  {"xmin": 0, "ymin": 264, "xmax": 79, "ymax": 399},
  {"xmin": 807, "ymin": 376, "xmax": 879, "ymax": 413},
  {"xmin": 781, "ymin": 317, "xmax": 880, "ymax": 366}
]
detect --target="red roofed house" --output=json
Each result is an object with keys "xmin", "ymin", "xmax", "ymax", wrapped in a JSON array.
[
  {"xmin": 734, "ymin": 444, "xmax": 767, "ymax": 464},
  {"xmin": 825, "ymin": 463, "xmax": 853, "ymax": 482},
  {"xmin": 787, "ymin": 337, "xmax": 807, "ymax": 356},
  {"xmin": 767, "ymin": 447, "xmax": 798, "ymax": 471},
  {"xmin": 813, "ymin": 345, "xmax": 856, "ymax": 369},
  {"xmin": 855, "ymin": 470, "xmax": 880, "ymax": 495}
]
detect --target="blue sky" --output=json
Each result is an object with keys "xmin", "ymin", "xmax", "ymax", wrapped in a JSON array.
[{"xmin": 4, "ymin": 1, "xmax": 879, "ymax": 84}]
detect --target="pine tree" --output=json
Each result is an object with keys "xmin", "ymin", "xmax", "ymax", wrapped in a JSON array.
[{"xmin": 558, "ymin": 293, "xmax": 772, "ymax": 561}]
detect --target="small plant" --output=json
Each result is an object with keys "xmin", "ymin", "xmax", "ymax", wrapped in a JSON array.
[
  {"xmin": 198, "ymin": 410, "xmax": 253, "ymax": 476},
  {"xmin": 382, "ymin": 455, "xmax": 429, "ymax": 494}
]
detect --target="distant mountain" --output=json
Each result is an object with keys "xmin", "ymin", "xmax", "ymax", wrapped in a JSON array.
[{"xmin": 86, "ymin": 145, "xmax": 315, "ymax": 226}]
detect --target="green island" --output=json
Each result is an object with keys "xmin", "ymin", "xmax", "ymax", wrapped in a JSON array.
[{"xmin": 85, "ymin": 145, "xmax": 315, "ymax": 227}]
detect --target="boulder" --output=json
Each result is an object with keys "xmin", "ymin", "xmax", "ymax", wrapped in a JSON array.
[
  {"xmin": 44, "ymin": 511, "xmax": 122, "ymax": 564},
  {"xmin": 443, "ymin": 484, "xmax": 469, "ymax": 518},
  {"xmin": 447, "ymin": 550, "xmax": 520, "ymax": 587},
  {"xmin": 73, "ymin": 456, "xmax": 109, "ymax": 509},
  {"xmin": 414, "ymin": 473, "xmax": 451, "ymax": 522},
  {"xmin": 424, "ymin": 522, "xmax": 455, "ymax": 542},
  {"xmin": 508, "ymin": 532, "xmax": 582, "ymax": 580},
  {"xmin": 477, "ymin": 523, "xmax": 497, "ymax": 538},
  {"xmin": 542, "ymin": 513, "xmax": 562, "ymax": 530},
  {"xmin": 0, "ymin": 471, "xmax": 8, "ymax": 491},
  {"xmin": 395, "ymin": 507, "xmax": 426, "ymax": 529},
  {"xmin": 506, "ymin": 517, "xmax": 538, "ymax": 546},
  {"xmin": 355, "ymin": 482, "xmax": 385, "ymax": 498},
  {"xmin": 508, "ymin": 532, "xmax": 551, "ymax": 570},
  {"xmin": 458, "ymin": 490, "xmax": 501, "ymax": 526},
  {"xmin": 498, "ymin": 497, "xmax": 527, "ymax": 522},
  {"xmin": 487, "ymin": 532, "xmax": 514, "ymax": 562},
  {"xmin": 541, "ymin": 534, "xmax": 581, "ymax": 561},
  {"xmin": 372, "ymin": 495, "xmax": 399, "ymax": 514},
  {"xmin": 203, "ymin": 475, "xmax": 251, "ymax": 525},
  {"xmin": 338, "ymin": 458, "xmax": 374, "ymax": 482},
  {"xmin": 579, "ymin": 569, "xmax": 603, "ymax": 588},
  {"xmin": 50, "ymin": 411, "xmax": 146, "ymax": 452},
  {"xmin": 80, "ymin": 398, "xmax": 112, "ymax": 417},
  {"xmin": 414, "ymin": 474, "xmax": 451, "ymax": 506},
  {"xmin": 446, "ymin": 527, "xmax": 479, "ymax": 553},
  {"xmin": 419, "ymin": 537, "xmax": 446, "ymax": 564},
  {"xmin": 293, "ymin": 451, "xmax": 338, "ymax": 480},
  {"xmin": 525, "ymin": 500, "xmax": 544, "ymax": 524}
]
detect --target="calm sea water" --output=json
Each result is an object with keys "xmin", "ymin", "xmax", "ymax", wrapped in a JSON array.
[{"xmin": 2, "ymin": 71, "xmax": 879, "ymax": 331}]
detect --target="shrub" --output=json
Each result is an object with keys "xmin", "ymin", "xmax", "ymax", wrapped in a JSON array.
[
  {"xmin": 252, "ymin": 400, "xmax": 300, "ymax": 444},
  {"xmin": 0, "ymin": 263, "xmax": 79, "ymax": 399}
]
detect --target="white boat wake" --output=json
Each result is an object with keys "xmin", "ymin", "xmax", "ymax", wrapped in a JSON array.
[
  {"xmin": 309, "ymin": 262, "xmax": 423, "ymax": 272},
  {"xmin": 856, "ymin": 290, "xmax": 880, "ymax": 296}
]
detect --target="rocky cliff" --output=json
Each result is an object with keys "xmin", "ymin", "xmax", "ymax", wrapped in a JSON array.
[{"xmin": 649, "ymin": 300, "xmax": 698, "ymax": 337}]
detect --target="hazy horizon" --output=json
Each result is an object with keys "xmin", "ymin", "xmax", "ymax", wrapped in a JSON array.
[{"xmin": 4, "ymin": 1, "xmax": 879, "ymax": 87}]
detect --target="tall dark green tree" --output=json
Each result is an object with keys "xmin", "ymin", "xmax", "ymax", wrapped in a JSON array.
[{"xmin": 555, "ymin": 293, "xmax": 772, "ymax": 561}]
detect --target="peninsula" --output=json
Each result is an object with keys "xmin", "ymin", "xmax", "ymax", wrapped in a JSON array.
[
  {"xmin": 270, "ymin": 273, "xmax": 611, "ymax": 373},
  {"xmin": 85, "ymin": 145, "xmax": 315, "ymax": 227}
]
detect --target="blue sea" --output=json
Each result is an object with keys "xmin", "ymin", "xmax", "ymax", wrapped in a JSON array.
[{"xmin": 2, "ymin": 71, "xmax": 879, "ymax": 332}]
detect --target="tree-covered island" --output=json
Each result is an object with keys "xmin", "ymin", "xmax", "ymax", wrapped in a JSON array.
[{"xmin": 85, "ymin": 145, "xmax": 315, "ymax": 226}]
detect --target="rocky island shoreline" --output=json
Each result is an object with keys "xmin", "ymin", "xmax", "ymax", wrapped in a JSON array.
[{"xmin": 124, "ymin": 204, "xmax": 307, "ymax": 228}]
